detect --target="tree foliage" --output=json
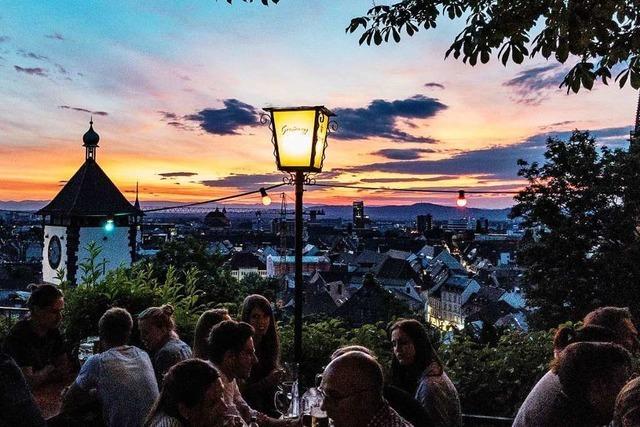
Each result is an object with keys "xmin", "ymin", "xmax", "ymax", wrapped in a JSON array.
[
  {"xmin": 346, "ymin": 0, "xmax": 640, "ymax": 92},
  {"xmin": 442, "ymin": 327, "xmax": 554, "ymax": 417},
  {"xmin": 511, "ymin": 131, "xmax": 640, "ymax": 329}
]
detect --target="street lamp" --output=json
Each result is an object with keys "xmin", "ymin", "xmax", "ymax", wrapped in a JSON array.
[{"xmin": 263, "ymin": 106, "xmax": 335, "ymax": 364}]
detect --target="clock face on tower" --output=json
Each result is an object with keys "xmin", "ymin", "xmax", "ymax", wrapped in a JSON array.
[{"xmin": 48, "ymin": 235, "xmax": 61, "ymax": 270}]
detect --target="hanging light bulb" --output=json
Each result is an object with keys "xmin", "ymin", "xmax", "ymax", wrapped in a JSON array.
[
  {"xmin": 456, "ymin": 190, "xmax": 467, "ymax": 207},
  {"xmin": 104, "ymin": 215, "xmax": 115, "ymax": 232},
  {"xmin": 260, "ymin": 188, "xmax": 272, "ymax": 206}
]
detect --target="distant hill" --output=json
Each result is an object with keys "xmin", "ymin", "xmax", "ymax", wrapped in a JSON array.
[
  {"xmin": 1, "ymin": 200, "xmax": 512, "ymax": 221},
  {"xmin": 314, "ymin": 203, "xmax": 512, "ymax": 221}
]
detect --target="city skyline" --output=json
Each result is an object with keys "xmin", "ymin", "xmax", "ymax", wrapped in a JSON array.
[{"xmin": 1, "ymin": 0, "xmax": 637, "ymax": 208}]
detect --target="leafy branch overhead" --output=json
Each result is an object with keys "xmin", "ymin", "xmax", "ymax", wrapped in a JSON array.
[{"xmin": 346, "ymin": 0, "xmax": 640, "ymax": 93}]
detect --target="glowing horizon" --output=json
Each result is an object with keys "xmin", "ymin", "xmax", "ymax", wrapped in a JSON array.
[{"xmin": 1, "ymin": 1, "xmax": 637, "ymax": 209}]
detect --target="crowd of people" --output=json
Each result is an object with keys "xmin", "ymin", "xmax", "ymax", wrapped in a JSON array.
[{"xmin": 0, "ymin": 283, "xmax": 639, "ymax": 427}]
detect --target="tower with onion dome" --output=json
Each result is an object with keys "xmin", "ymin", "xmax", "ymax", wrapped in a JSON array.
[{"xmin": 38, "ymin": 120, "xmax": 142, "ymax": 285}]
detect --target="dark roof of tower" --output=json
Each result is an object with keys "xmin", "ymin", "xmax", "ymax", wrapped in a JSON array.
[
  {"xmin": 37, "ymin": 158, "xmax": 141, "ymax": 216},
  {"xmin": 83, "ymin": 121, "xmax": 100, "ymax": 146}
]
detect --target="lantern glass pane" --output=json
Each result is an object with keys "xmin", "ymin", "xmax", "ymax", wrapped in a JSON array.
[
  {"xmin": 313, "ymin": 111, "xmax": 328, "ymax": 170},
  {"xmin": 273, "ymin": 110, "xmax": 316, "ymax": 168}
]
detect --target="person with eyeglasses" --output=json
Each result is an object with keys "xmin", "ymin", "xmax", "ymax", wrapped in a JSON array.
[
  {"xmin": 319, "ymin": 351, "xmax": 413, "ymax": 427},
  {"xmin": 207, "ymin": 320, "xmax": 298, "ymax": 427}
]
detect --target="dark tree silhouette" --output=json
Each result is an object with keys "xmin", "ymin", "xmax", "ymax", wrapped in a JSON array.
[{"xmin": 346, "ymin": 1, "xmax": 640, "ymax": 92}]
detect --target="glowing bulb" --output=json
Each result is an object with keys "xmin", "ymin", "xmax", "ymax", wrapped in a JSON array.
[
  {"xmin": 104, "ymin": 218, "xmax": 115, "ymax": 232},
  {"xmin": 260, "ymin": 188, "xmax": 272, "ymax": 206},
  {"xmin": 456, "ymin": 190, "xmax": 467, "ymax": 207}
]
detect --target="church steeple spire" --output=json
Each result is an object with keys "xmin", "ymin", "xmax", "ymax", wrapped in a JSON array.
[
  {"xmin": 82, "ymin": 118, "xmax": 100, "ymax": 160},
  {"xmin": 134, "ymin": 181, "xmax": 140, "ymax": 210}
]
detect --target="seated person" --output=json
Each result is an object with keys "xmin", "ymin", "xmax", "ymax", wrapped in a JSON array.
[
  {"xmin": 330, "ymin": 345, "xmax": 431, "ymax": 427},
  {"xmin": 240, "ymin": 295, "xmax": 283, "ymax": 417},
  {"xmin": 320, "ymin": 351, "xmax": 412, "ymax": 427},
  {"xmin": 145, "ymin": 359, "xmax": 232, "ymax": 427},
  {"xmin": 207, "ymin": 320, "xmax": 296, "ymax": 427},
  {"xmin": 614, "ymin": 376, "xmax": 640, "ymax": 427},
  {"xmin": 193, "ymin": 308, "xmax": 230, "ymax": 359},
  {"xmin": 138, "ymin": 304, "xmax": 193, "ymax": 385},
  {"xmin": 3, "ymin": 284, "xmax": 71, "ymax": 387},
  {"xmin": 513, "ymin": 341, "xmax": 632, "ymax": 427},
  {"xmin": 0, "ymin": 352, "xmax": 45, "ymax": 427},
  {"xmin": 62, "ymin": 307, "xmax": 159, "ymax": 427},
  {"xmin": 389, "ymin": 319, "xmax": 461, "ymax": 427}
]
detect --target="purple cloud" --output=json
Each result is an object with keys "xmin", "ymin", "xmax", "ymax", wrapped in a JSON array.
[
  {"xmin": 58, "ymin": 105, "xmax": 108, "ymax": 116},
  {"xmin": 186, "ymin": 99, "xmax": 258, "ymax": 135},
  {"xmin": 200, "ymin": 173, "xmax": 284, "ymax": 190},
  {"xmin": 14, "ymin": 66, "xmax": 47, "ymax": 77},
  {"xmin": 158, "ymin": 172, "xmax": 198, "ymax": 178},
  {"xmin": 372, "ymin": 148, "xmax": 437, "ymax": 160},
  {"xmin": 45, "ymin": 33, "xmax": 64, "ymax": 40},
  {"xmin": 503, "ymin": 64, "xmax": 566, "ymax": 105},
  {"xmin": 340, "ymin": 126, "xmax": 632, "ymax": 179},
  {"xmin": 332, "ymin": 95, "xmax": 446, "ymax": 143}
]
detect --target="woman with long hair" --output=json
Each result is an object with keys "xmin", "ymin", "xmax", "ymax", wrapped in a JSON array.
[
  {"xmin": 192, "ymin": 308, "xmax": 230, "ymax": 359},
  {"xmin": 240, "ymin": 294, "xmax": 283, "ymax": 417},
  {"xmin": 145, "ymin": 359, "xmax": 230, "ymax": 427},
  {"xmin": 138, "ymin": 304, "xmax": 193, "ymax": 385},
  {"xmin": 389, "ymin": 319, "xmax": 461, "ymax": 427}
]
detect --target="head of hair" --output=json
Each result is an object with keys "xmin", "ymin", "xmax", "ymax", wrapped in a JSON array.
[
  {"xmin": 138, "ymin": 304, "xmax": 176, "ymax": 332},
  {"xmin": 329, "ymin": 351, "xmax": 384, "ymax": 396},
  {"xmin": 614, "ymin": 376, "xmax": 640, "ymax": 427},
  {"xmin": 193, "ymin": 308, "xmax": 229, "ymax": 359},
  {"xmin": 389, "ymin": 319, "xmax": 442, "ymax": 394},
  {"xmin": 99, "ymin": 307, "xmax": 133, "ymax": 346},
  {"xmin": 207, "ymin": 320, "xmax": 254, "ymax": 365},
  {"xmin": 553, "ymin": 324, "xmax": 618, "ymax": 352},
  {"xmin": 331, "ymin": 345, "xmax": 375, "ymax": 361},
  {"xmin": 582, "ymin": 307, "xmax": 637, "ymax": 350},
  {"xmin": 27, "ymin": 284, "xmax": 63, "ymax": 312},
  {"xmin": 551, "ymin": 342, "xmax": 632, "ymax": 401},
  {"xmin": 241, "ymin": 294, "xmax": 280, "ymax": 369},
  {"xmin": 145, "ymin": 359, "xmax": 220, "ymax": 426}
]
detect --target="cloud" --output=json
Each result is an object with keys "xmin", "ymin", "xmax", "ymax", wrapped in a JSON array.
[
  {"xmin": 359, "ymin": 176, "xmax": 453, "ymax": 183},
  {"xmin": 0, "ymin": 36, "xmax": 9, "ymax": 43},
  {"xmin": 158, "ymin": 111, "xmax": 177, "ymax": 120},
  {"xmin": 54, "ymin": 63, "xmax": 67, "ymax": 74},
  {"xmin": 45, "ymin": 32, "xmax": 64, "ymax": 40},
  {"xmin": 372, "ymin": 148, "xmax": 437, "ymax": 160},
  {"xmin": 158, "ymin": 172, "xmax": 198, "ymax": 178},
  {"xmin": 332, "ymin": 95, "xmax": 446, "ymax": 143},
  {"xmin": 424, "ymin": 82, "xmax": 445, "ymax": 89},
  {"xmin": 200, "ymin": 173, "xmax": 284, "ymax": 190},
  {"xmin": 58, "ymin": 105, "xmax": 108, "ymax": 116},
  {"xmin": 17, "ymin": 50, "xmax": 48, "ymax": 61},
  {"xmin": 503, "ymin": 64, "xmax": 567, "ymax": 105},
  {"xmin": 540, "ymin": 120, "xmax": 577, "ymax": 130},
  {"xmin": 340, "ymin": 126, "xmax": 632, "ymax": 179},
  {"xmin": 186, "ymin": 99, "xmax": 258, "ymax": 135},
  {"xmin": 14, "ymin": 65, "xmax": 47, "ymax": 77}
]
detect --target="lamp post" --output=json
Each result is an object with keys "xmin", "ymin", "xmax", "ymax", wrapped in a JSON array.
[{"xmin": 263, "ymin": 106, "xmax": 335, "ymax": 364}]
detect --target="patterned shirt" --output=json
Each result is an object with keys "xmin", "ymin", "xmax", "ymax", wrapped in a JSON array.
[
  {"xmin": 214, "ymin": 363, "xmax": 255, "ymax": 423},
  {"xmin": 367, "ymin": 401, "xmax": 414, "ymax": 427}
]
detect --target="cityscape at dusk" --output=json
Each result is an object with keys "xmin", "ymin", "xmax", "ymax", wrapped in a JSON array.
[{"xmin": 2, "ymin": 0, "xmax": 638, "ymax": 208}]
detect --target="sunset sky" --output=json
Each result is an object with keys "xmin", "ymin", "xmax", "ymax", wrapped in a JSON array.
[{"xmin": 1, "ymin": 0, "xmax": 637, "ymax": 209}]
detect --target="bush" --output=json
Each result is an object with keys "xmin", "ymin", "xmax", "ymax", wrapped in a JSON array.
[
  {"xmin": 441, "ymin": 328, "xmax": 554, "ymax": 417},
  {"xmin": 62, "ymin": 242, "xmax": 206, "ymax": 347}
]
